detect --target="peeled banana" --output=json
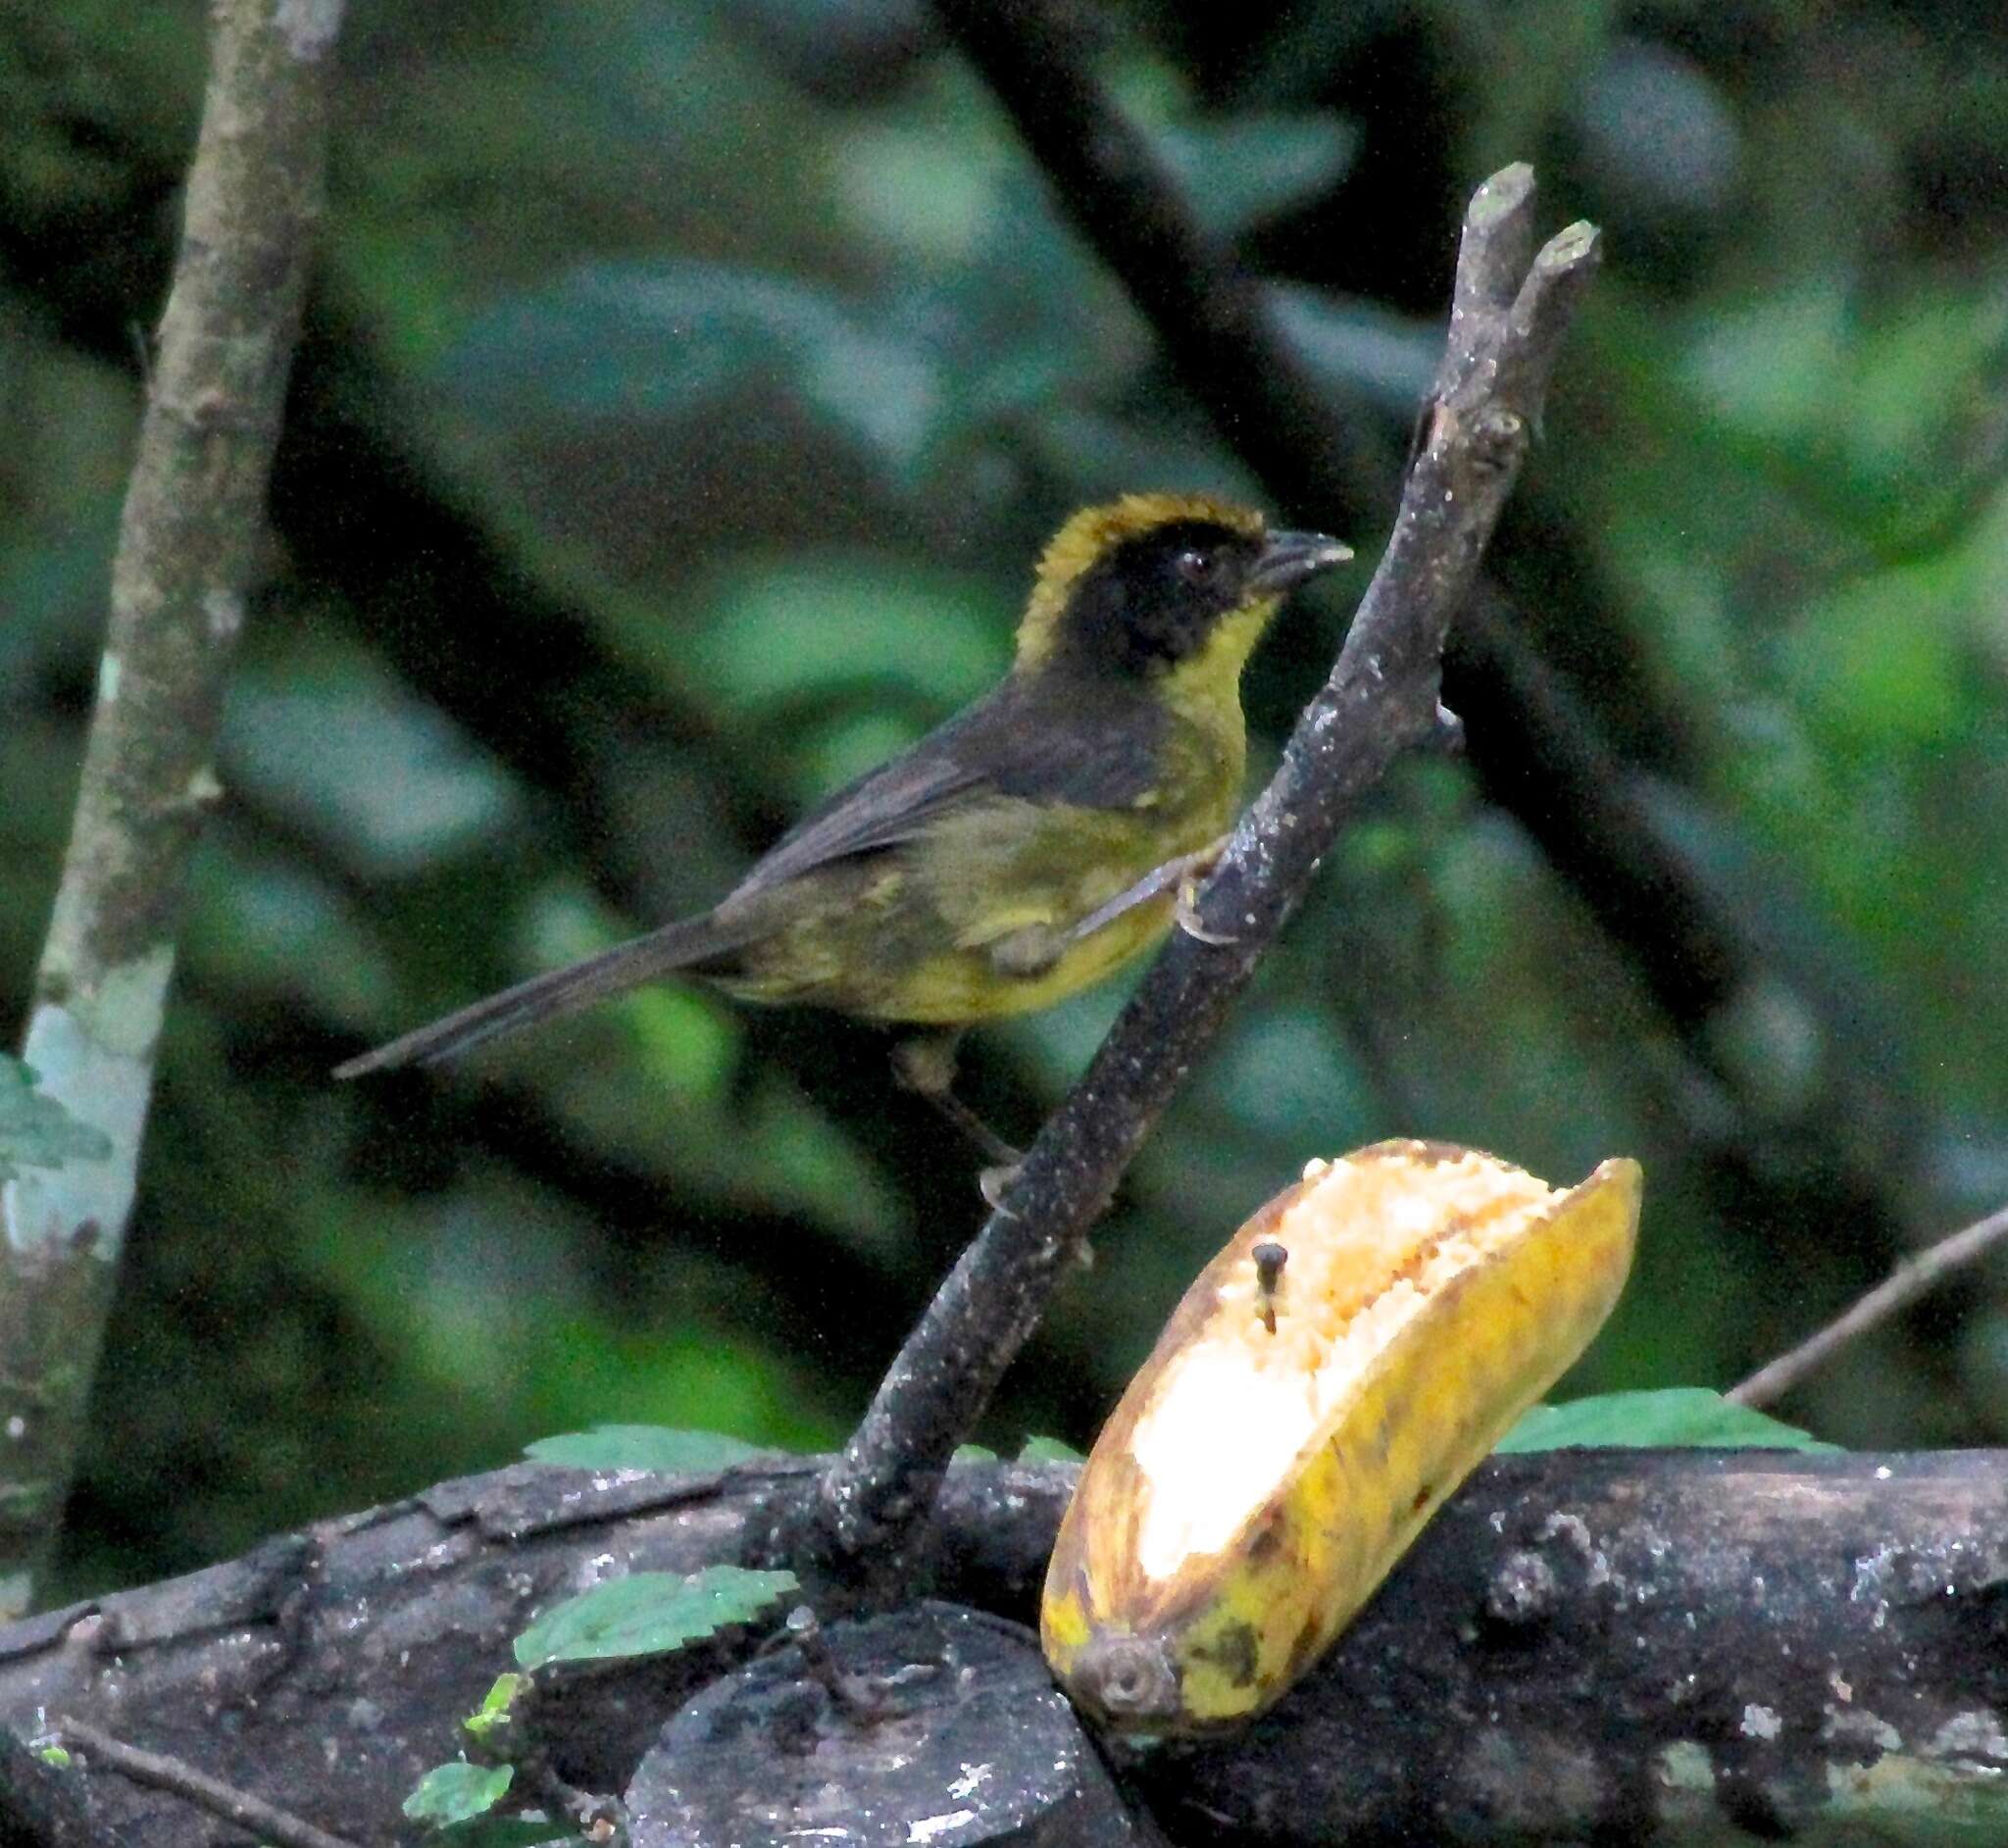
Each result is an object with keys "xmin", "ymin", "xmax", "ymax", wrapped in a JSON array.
[{"xmin": 1041, "ymin": 1139, "xmax": 1641, "ymax": 1734}]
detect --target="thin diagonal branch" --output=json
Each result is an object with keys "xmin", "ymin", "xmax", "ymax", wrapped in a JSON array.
[
  {"xmin": 0, "ymin": 1721, "xmax": 134, "ymax": 1848},
  {"xmin": 0, "ymin": 0, "xmax": 342, "ymax": 1615},
  {"xmin": 810, "ymin": 170, "xmax": 1600, "ymax": 1590},
  {"xmin": 57, "ymin": 1717, "xmax": 360, "ymax": 1848},
  {"xmin": 1731, "ymin": 1198, "xmax": 2008, "ymax": 1408}
]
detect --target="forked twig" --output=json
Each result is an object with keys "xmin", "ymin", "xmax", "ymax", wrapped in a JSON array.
[{"xmin": 811, "ymin": 168, "xmax": 1600, "ymax": 1593}]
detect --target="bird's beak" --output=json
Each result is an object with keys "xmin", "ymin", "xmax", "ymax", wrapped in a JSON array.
[{"xmin": 1248, "ymin": 529, "xmax": 1353, "ymax": 597}]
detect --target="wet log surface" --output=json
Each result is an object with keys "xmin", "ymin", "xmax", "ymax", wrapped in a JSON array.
[{"xmin": 1, "ymin": 1450, "xmax": 2004, "ymax": 1844}]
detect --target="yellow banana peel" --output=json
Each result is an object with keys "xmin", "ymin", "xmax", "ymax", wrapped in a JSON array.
[{"xmin": 1041, "ymin": 1139, "xmax": 1640, "ymax": 1735}]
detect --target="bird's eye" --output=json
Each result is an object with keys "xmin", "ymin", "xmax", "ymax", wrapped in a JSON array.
[{"xmin": 1174, "ymin": 547, "xmax": 1216, "ymax": 585}]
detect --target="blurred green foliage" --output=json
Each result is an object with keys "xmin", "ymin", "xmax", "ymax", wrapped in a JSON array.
[{"xmin": 3, "ymin": 0, "xmax": 2008, "ymax": 1600}]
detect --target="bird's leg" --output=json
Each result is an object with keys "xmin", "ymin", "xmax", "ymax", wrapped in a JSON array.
[
  {"xmin": 889, "ymin": 1030, "xmax": 1025, "ymax": 1207},
  {"xmin": 1067, "ymin": 833, "xmax": 1236, "ymax": 948}
]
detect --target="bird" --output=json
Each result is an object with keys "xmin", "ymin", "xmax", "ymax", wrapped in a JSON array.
[{"xmin": 335, "ymin": 493, "xmax": 1349, "ymax": 1173}]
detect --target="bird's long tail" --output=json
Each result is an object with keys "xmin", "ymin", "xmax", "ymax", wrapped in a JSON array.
[{"xmin": 332, "ymin": 911, "xmax": 753, "ymax": 1078}]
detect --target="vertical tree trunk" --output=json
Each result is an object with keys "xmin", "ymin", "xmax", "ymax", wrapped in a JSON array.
[{"xmin": 0, "ymin": 0, "xmax": 344, "ymax": 1616}]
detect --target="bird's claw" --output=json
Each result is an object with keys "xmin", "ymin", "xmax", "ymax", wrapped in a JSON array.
[
  {"xmin": 979, "ymin": 1162, "xmax": 1024, "ymax": 1215},
  {"xmin": 1176, "ymin": 874, "xmax": 1236, "ymax": 946}
]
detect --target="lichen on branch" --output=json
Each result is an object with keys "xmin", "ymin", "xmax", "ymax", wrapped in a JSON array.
[{"xmin": 0, "ymin": 0, "xmax": 344, "ymax": 1617}]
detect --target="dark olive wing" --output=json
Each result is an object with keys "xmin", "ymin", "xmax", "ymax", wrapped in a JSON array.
[
  {"xmin": 729, "ymin": 676, "xmax": 1166, "ymax": 902},
  {"xmin": 729, "ymin": 738, "xmax": 991, "ymax": 901}
]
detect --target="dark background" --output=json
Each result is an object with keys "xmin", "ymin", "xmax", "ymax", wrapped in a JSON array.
[{"xmin": 3, "ymin": 0, "xmax": 2005, "ymax": 1601}]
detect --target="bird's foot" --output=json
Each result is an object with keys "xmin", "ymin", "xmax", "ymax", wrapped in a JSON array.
[
  {"xmin": 1153, "ymin": 834, "xmax": 1234, "ymax": 945},
  {"xmin": 1175, "ymin": 870, "xmax": 1237, "ymax": 945},
  {"xmin": 979, "ymin": 1161, "xmax": 1024, "ymax": 1215},
  {"xmin": 1070, "ymin": 834, "xmax": 1232, "ymax": 946}
]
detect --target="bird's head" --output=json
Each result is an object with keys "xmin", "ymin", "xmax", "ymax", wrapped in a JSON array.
[{"xmin": 1014, "ymin": 494, "xmax": 1350, "ymax": 691}]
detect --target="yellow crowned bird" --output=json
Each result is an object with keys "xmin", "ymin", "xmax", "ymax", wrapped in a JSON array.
[{"xmin": 336, "ymin": 494, "xmax": 1349, "ymax": 1168}]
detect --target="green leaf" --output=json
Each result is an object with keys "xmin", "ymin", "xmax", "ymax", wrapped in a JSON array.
[
  {"xmin": 1779, "ymin": 552, "xmax": 1975, "ymax": 749},
  {"xmin": 514, "ymin": 1566, "xmax": 799, "ymax": 1670},
  {"xmin": 1684, "ymin": 279, "xmax": 1848, "ymax": 440},
  {"xmin": 1271, "ymin": 285, "xmax": 1439, "ymax": 415},
  {"xmin": 524, "ymin": 1425, "xmax": 767, "ymax": 1473},
  {"xmin": 951, "ymin": 1443, "xmax": 998, "ymax": 1464},
  {"xmin": 1157, "ymin": 116, "xmax": 1359, "ymax": 240},
  {"xmin": 1496, "ymin": 1388, "xmax": 1839, "ymax": 1454},
  {"xmin": 404, "ymin": 1761, "xmax": 513, "ymax": 1825},
  {"xmin": 1018, "ymin": 1435, "xmax": 1085, "ymax": 1465},
  {"xmin": 188, "ymin": 841, "xmax": 398, "ymax": 1029},
  {"xmin": 0, "ymin": 1058, "xmax": 112, "ymax": 1186},
  {"xmin": 684, "ymin": 560, "xmax": 1008, "ymax": 725},
  {"xmin": 463, "ymin": 1672, "xmax": 531, "ymax": 1748},
  {"xmin": 224, "ymin": 650, "xmax": 519, "ymax": 877},
  {"xmin": 442, "ymin": 260, "xmax": 941, "ymax": 476}
]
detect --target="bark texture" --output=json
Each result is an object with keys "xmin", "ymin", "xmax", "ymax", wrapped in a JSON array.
[{"xmin": 0, "ymin": 1450, "xmax": 2002, "ymax": 1844}]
